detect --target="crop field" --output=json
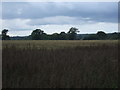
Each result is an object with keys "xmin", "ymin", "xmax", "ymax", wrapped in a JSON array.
[
  {"xmin": 2, "ymin": 40, "xmax": 118, "ymax": 49},
  {"xmin": 2, "ymin": 40, "xmax": 118, "ymax": 88}
]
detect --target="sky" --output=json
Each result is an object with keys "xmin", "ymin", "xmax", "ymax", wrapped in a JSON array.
[{"xmin": 0, "ymin": 1, "xmax": 119, "ymax": 36}]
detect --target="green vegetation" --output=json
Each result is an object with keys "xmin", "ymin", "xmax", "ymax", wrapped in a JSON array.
[
  {"xmin": 1, "ymin": 29, "xmax": 10, "ymax": 40},
  {"xmin": 2, "ymin": 40, "xmax": 118, "ymax": 88},
  {"xmin": 83, "ymin": 32, "xmax": 120, "ymax": 40},
  {"xmin": 29, "ymin": 27, "xmax": 79, "ymax": 40},
  {"xmin": 2, "ymin": 28, "xmax": 120, "ymax": 40}
]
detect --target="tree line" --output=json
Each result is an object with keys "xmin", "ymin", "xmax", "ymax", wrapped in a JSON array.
[
  {"xmin": 1, "ymin": 27, "xmax": 120, "ymax": 40},
  {"xmin": 1, "ymin": 27, "xmax": 79, "ymax": 40}
]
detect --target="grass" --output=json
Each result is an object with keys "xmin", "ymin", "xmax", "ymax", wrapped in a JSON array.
[
  {"xmin": 2, "ymin": 40, "xmax": 118, "ymax": 88},
  {"xmin": 2, "ymin": 40, "xmax": 118, "ymax": 49}
]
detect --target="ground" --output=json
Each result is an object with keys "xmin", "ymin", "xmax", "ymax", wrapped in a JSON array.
[{"xmin": 2, "ymin": 40, "xmax": 118, "ymax": 88}]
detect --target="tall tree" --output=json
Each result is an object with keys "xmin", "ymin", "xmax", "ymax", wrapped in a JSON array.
[
  {"xmin": 2, "ymin": 29, "xmax": 10, "ymax": 40},
  {"xmin": 51, "ymin": 33, "xmax": 60, "ymax": 40},
  {"xmin": 31, "ymin": 29, "xmax": 46, "ymax": 40},
  {"xmin": 67, "ymin": 27, "xmax": 79, "ymax": 40},
  {"xmin": 97, "ymin": 31, "xmax": 107, "ymax": 40},
  {"xmin": 59, "ymin": 32, "xmax": 67, "ymax": 40}
]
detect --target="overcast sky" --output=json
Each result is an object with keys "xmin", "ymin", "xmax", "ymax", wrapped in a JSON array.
[{"xmin": 1, "ymin": 2, "xmax": 118, "ymax": 36}]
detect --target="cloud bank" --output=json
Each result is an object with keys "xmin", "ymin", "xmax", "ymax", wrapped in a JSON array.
[{"xmin": 1, "ymin": 2, "xmax": 118, "ymax": 36}]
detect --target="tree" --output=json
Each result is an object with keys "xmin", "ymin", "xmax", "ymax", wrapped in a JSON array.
[
  {"xmin": 51, "ymin": 33, "xmax": 60, "ymax": 40},
  {"xmin": 96, "ymin": 31, "xmax": 107, "ymax": 40},
  {"xmin": 31, "ymin": 29, "xmax": 46, "ymax": 40},
  {"xmin": 59, "ymin": 32, "xmax": 67, "ymax": 40},
  {"xmin": 67, "ymin": 27, "xmax": 79, "ymax": 40},
  {"xmin": 2, "ymin": 29, "xmax": 10, "ymax": 40},
  {"xmin": 109, "ymin": 32, "xmax": 120, "ymax": 40},
  {"xmin": 83, "ymin": 34, "xmax": 98, "ymax": 40}
]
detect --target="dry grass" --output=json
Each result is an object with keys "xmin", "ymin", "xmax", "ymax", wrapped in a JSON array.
[
  {"xmin": 2, "ymin": 40, "xmax": 118, "ymax": 49},
  {"xmin": 2, "ymin": 40, "xmax": 118, "ymax": 88}
]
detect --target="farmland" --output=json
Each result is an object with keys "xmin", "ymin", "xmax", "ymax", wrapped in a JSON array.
[
  {"xmin": 2, "ymin": 40, "xmax": 118, "ymax": 49},
  {"xmin": 2, "ymin": 40, "xmax": 118, "ymax": 88}
]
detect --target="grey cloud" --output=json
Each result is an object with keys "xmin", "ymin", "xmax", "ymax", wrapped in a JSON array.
[
  {"xmin": 27, "ymin": 16, "xmax": 96, "ymax": 25},
  {"xmin": 2, "ymin": 2, "xmax": 118, "ymax": 23}
]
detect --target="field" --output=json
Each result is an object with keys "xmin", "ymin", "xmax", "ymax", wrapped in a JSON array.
[{"xmin": 2, "ymin": 40, "xmax": 118, "ymax": 88}]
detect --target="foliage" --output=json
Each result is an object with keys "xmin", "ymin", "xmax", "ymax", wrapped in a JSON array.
[
  {"xmin": 31, "ymin": 29, "xmax": 46, "ymax": 40},
  {"xmin": 83, "ymin": 34, "xmax": 99, "ymax": 40},
  {"xmin": 51, "ymin": 33, "xmax": 60, "ymax": 40},
  {"xmin": 107, "ymin": 32, "xmax": 120, "ymax": 40},
  {"xmin": 2, "ymin": 29, "xmax": 10, "ymax": 40},
  {"xmin": 67, "ymin": 27, "xmax": 79, "ymax": 40},
  {"xmin": 96, "ymin": 31, "xmax": 107, "ymax": 40},
  {"xmin": 1, "ymin": 28, "xmax": 120, "ymax": 40},
  {"xmin": 83, "ymin": 31, "xmax": 120, "ymax": 40},
  {"xmin": 59, "ymin": 32, "xmax": 68, "ymax": 40}
]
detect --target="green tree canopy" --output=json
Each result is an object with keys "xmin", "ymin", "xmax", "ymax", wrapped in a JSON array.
[
  {"xmin": 31, "ymin": 29, "xmax": 46, "ymax": 40},
  {"xmin": 59, "ymin": 32, "xmax": 68, "ymax": 40},
  {"xmin": 97, "ymin": 31, "xmax": 107, "ymax": 40},
  {"xmin": 2, "ymin": 29, "xmax": 10, "ymax": 40},
  {"xmin": 51, "ymin": 33, "xmax": 60, "ymax": 40},
  {"xmin": 67, "ymin": 27, "xmax": 79, "ymax": 40}
]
